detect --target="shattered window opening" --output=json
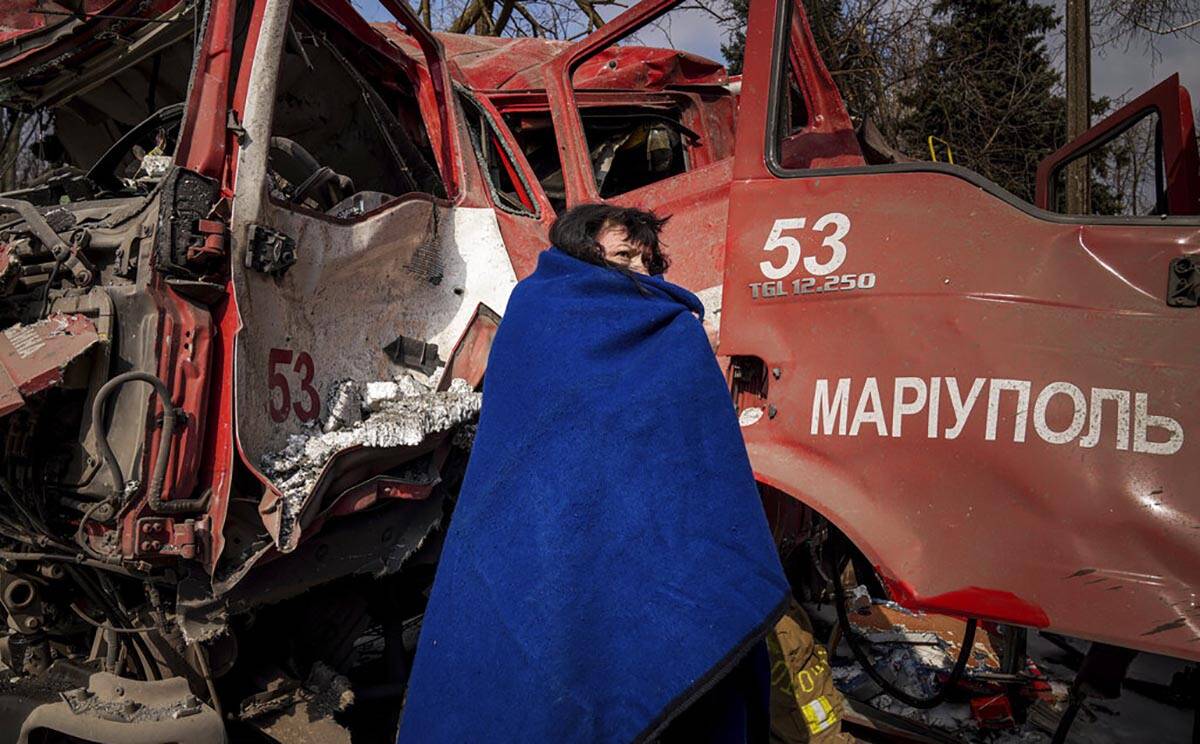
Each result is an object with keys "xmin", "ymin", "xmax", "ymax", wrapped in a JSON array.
[
  {"xmin": 580, "ymin": 108, "xmax": 694, "ymax": 198},
  {"xmin": 502, "ymin": 103, "xmax": 700, "ymax": 212},
  {"xmin": 553, "ymin": 3, "xmax": 733, "ymax": 202},
  {"xmin": 502, "ymin": 109, "xmax": 566, "ymax": 213},
  {"xmin": 0, "ymin": 1, "xmax": 255, "ymax": 203},
  {"xmin": 266, "ymin": 8, "xmax": 444, "ymax": 221},
  {"xmin": 459, "ymin": 91, "xmax": 538, "ymax": 218}
]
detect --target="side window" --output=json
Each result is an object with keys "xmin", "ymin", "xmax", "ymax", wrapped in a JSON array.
[
  {"xmin": 561, "ymin": 5, "xmax": 733, "ymax": 199},
  {"xmin": 459, "ymin": 94, "xmax": 538, "ymax": 217},
  {"xmin": 768, "ymin": 7, "xmax": 863, "ymax": 172},
  {"xmin": 1047, "ymin": 112, "xmax": 1166, "ymax": 217},
  {"xmin": 502, "ymin": 103, "xmax": 703, "ymax": 211},
  {"xmin": 578, "ymin": 106, "xmax": 697, "ymax": 198},
  {"xmin": 769, "ymin": 0, "xmax": 1199, "ymax": 217},
  {"xmin": 502, "ymin": 110, "xmax": 567, "ymax": 213},
  {"xmin": 267, "ymin": 10, "xmax": 444, "ymax": 219}
]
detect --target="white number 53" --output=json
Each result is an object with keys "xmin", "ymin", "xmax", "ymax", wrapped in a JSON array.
[{"xmin": 758, "ymin": 212, "xmax": 851, "ymax": 279}]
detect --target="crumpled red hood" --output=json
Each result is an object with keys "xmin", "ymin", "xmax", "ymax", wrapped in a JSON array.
[
  {"xmin": 0, "ymin": 0, "xmax": 179, "ymax": 75},
  {"xmin": 0, "ymin": 1, "xmax": 113, "ymax": 46},
  {"xmin": 372, "ymin": 24, "xmax": 728, "ymax": 91}
]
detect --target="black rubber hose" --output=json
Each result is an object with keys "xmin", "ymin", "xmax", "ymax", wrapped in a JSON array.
[
  {"xmin": 831, "ymin": 558, "xmax": 978, "ymax": 709},
  {"xmin": 90, "ymin": 371, "xmax": 207, "ymax": 513}
]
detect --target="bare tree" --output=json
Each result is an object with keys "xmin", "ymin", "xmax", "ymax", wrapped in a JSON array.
[
  {"xmin": 1093, "ymin": 0, "xmax": 1200, "ymax": 51},
  {"xmin": 812, "ymin": 0, "xmax": 933, "ymax": 142},
  {"xmin": 413, "ymin": 0, "xmax": 627, "ymax": 38},
  {"xmin": 0, "ymin": 110, "xmax": 56, "ymax": 192}
]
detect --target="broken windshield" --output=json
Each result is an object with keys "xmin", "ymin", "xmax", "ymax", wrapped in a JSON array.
[{"xmin": 0, "ymin": 1, "xmax": 250, "ymax": 203}]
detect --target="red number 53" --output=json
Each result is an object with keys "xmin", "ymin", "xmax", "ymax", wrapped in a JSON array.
[{"xmin": 267, "ymin": 348, "xmax": 321, "ymax": 423}]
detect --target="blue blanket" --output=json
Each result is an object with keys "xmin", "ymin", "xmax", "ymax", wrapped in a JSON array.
[{"xmin": 399, "ymin": 248, "xmax": 789, "ymax": 743}]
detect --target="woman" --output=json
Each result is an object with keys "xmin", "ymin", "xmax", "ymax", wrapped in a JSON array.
[{"xmin": 398, "ymin": 204, "xmax": 789, "ymax": 743}]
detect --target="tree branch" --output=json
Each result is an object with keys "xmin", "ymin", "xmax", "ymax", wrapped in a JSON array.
[
  {"xmin": 573, "ymin": 0, "xmax": 604, "ymax": 31},
  {"xmin": 449, "ymin": 0, "xmax": 485, "ymax": 33},
  {"xmin": 493, "ymin": 0, "xmax": 517, "ymax": 34}
]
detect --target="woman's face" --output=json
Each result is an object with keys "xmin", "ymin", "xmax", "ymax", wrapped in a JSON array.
[{"xmin": 597, "ymin": 224, "xmax": 649, "ymax": 275}]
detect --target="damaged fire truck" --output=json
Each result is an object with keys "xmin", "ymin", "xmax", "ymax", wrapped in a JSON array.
[{"xmin": 0, "ymin": 0, "xmax": 1196, "ymax": 740}]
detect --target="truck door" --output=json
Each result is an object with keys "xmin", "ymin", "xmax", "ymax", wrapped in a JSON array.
[
  {"xmin": 725, "ymin": 0, "xmax": 1200, "ymax": 660},
  {"xmin": 539, "ymin": 0, "xmax": 739, "ymax": 306},
  {"xmin": 1035, "ymin": 73, "xmax": 1200, "ymax": 216},
  {"xmin": 225, "ymin": 0, "xmax": 517, "ymax": 553}
]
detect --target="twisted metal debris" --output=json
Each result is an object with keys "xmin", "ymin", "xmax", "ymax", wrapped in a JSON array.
[{"xmin": 260, "ymin": 375, "xmax": 480, "ymax": 538}]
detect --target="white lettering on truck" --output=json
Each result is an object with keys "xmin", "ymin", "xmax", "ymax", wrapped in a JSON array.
[{"xmin": 809, "ymin": 376, "xmax": 1183, "ymax": 456}]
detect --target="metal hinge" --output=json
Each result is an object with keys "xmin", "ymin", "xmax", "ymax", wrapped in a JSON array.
[
  {"xmin": 227, "ymin": 110, "xmax": 247, "ymax": 145},
  {"xmin": 1167, "ymin": 255, "xmax": 1199, "ymax": 307},
  {"xmin": 186, "ymin": 217, "xmax": 227, "ymax": 262},
  {"xmin": 246, "ymin": 224, "xmax": 296, "ymax": 277}
]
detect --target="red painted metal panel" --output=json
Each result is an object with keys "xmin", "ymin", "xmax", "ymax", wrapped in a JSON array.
[
  {"xmin": 197, "ymin": 285, "xmax": 238, "ymax": 572},
  {"xmin": 0, "ymin": 314, "xmax": 98, "ymax": 417},
  {"xmin": 176, "ymin": 0, "xmax": 237, "ymax": 179},
  {"xmin": 721, "ymin": 168, "xmax": 1200, "ymax": 659},
  {"xmin": 726, "ymin": 0, "xmax": 1200, "ymax": 661},
  {"xmin": 119, "ymin": 284, "xmax": 214, "ymax": 559},
  {"xmin": 371, "ymin": 26, "xmax": 726, "ymax": 93}
]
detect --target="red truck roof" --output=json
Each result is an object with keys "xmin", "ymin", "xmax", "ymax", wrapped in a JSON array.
[{"xmin": 372, "ymin": 23, "xmax": 728, "ymax": 91}]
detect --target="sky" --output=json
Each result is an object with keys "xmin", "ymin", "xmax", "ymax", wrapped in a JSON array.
[{"xmin": 352, "ymin": 0, "xmax": 1200, "ymax": 109}]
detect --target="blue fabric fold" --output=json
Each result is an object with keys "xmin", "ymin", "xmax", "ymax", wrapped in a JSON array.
[{"xmin": 398, "ymin": 248, "xmax": 789, "ymax": 744}]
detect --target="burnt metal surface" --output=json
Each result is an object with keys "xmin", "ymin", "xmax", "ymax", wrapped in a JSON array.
[
  {"xmin": 238, "ymin": 662, "xmax": 353, "ymax": 743},
  {"xmin": 154, "ymin": 168, "xmax": 222, "ymax": 277},
  {"xmin": 180, "ymin": 493, "xmax": 444, "ymax": 633},
  {"xmin": 382, "ymin": 335, "xmax": 441, "ymax": 375}
]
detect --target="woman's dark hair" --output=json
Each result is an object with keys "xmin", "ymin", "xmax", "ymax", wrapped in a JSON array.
[{"xmin": 548, "ymin": 203, "xmax": 671, "ymax": 275}]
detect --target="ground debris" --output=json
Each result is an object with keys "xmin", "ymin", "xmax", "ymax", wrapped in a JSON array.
[
  {"xmin": 260, "ymin": 374, "xmax": 480, "ymax": 538},
  {"xmin": 817, "ymin": 598, "xmax": 1193, "ymax": 744},
  {"xmin": 238, "ymin": 663, "xmax": 355, "ymax": 744},
  {"xmin": 306, "ymin": 661, "xmax": 355, "ymax": 717}
]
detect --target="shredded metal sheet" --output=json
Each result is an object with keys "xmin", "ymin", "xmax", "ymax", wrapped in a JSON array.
[{"xmin": 260, "ymin": 375, "xmax": 480, "ymax": 540}]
